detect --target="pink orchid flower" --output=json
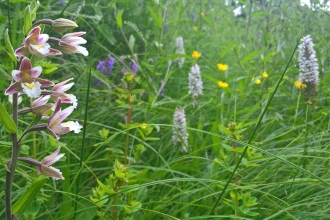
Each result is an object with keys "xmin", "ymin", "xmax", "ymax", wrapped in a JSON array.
[
  {"xmin": 37, "ymin": 147, "xmax": 65, "ymax": 180},
  {"xmin": 51, "ymin": 78, "xmax": 77, "ymax": 108},
  {"xmin": 59, "ymin": 32, "xmax": 88, "ymax": 56},
  {"xmin": 47, "ymin": 99, "xmax": 82, "ymax": 139},
  {"xmin": 15, "ymin": 26, "xmax": 62, "ymax": 58},
  {"xmin": 5, "ymin": 57, "xmax": 54, "ymax": 98}
]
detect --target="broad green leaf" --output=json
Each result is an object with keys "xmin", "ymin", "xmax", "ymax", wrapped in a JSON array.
[
  {"xmin": 0, "ymin": 101, "xmax": 17, "ymax": 134},
  {"xmin": 12, "ymin": 178, "xmax": 48, "ymax": 217},
  {"xmin": 5, "ymin": 29, "xmax": 17, "ymax": 63},
  {"xmin": 116, "ymin": 10, "xmax": 123, "ymax": 28},
  {"xmin": 23, "ymin": 5, "xmax": 32, "ymax": 35}
]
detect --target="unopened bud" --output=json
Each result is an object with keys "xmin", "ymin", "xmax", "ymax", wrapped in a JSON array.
[{"xmin": 53, "ymin": 18, "xmax": 78, "ymax": 33}]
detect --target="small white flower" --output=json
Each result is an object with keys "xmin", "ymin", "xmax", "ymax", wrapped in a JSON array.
[
  {"xmin": 29, "ymin": 43, "xmax": 51, "ymax": 56},
  {"xmin": 175, "ymin": 37, "xmax": 185, "ymax": 68},
  {"xmin": 188, "ymin": 64, "xmax": 203, "ymax": 107},
  {"xmin": 172, "ymin": 106, "xmax": 189, "ymax": 152},
  {"xmin": 298, "ymin": 35, "xmax": 319, "ymax": 86}
]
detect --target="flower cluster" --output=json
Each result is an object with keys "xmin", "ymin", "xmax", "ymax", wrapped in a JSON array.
[
  {"xmin": 5, "ymin": 17, "xmax": 87, "ymax": 180},
  {"xmin": 172, "ymin": 106, "xmax": 189, "ymax": 152},
  {"xmin": 298, "ymin": 35, "xmax": 319, "ymax": 86},
  {"xmin": 188, "ymin": 64, "xmax": 203, "ymax": 106},
  {"xmin": 174, "ymin": 37, "xmax": 185, "ymax": 68},
  {"xmin": 97, "ymin": 55, "xmax": 115, "ymax": 75}
]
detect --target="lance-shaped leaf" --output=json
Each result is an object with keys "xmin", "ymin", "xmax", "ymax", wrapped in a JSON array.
[
  {"xmin": 0, "ymin": 101, "xmax": 17, "ymax": 134},
  {"xmin": 5, "ymin": 29, "xmax": 16, "ymax": 62},
  {"xmin": 12, "ymin": 178, "xmax": 48, "ymax": 217}
]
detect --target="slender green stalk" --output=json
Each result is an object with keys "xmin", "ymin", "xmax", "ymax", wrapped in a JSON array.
[
  {"xmin": 73, "ymin": 66, "xmax": 92, "ymax": 219},
  {"xmin": 5, "ymin": 93, "xmax": 19, "ymax": 220},
  {"xmin": 210, "ymin": 35, "xmax": 301, "ymax": 215}
]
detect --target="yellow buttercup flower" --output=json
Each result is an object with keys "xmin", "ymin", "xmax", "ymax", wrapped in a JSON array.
[
  {"xmin": 201, "ymin": 12, "xmax": 205, "ymax": 16},
  {"xmin": 192, "ymin": 50, "xmax": 201, "ymax": 59},
  {"xmin": 295, "ymin": 80, "xmax": 307, "ymax": 89},
  {"xmin": 140, "ymin": 123, "xmax": 147, "ymax": 129},
  {"xmin": 217, "ymin": 63, "xmax": 228, "ymax": 71},
  {"xmin": 262, "ymin": 71, "xmax": 268, "ymax": 78},
  {"xmin": 193, "ymin": 26, "xmax": 198, "ymax": 32},
  {"xmin": 255, "ymin": 79, "xmax": 261, "ymax": 85},
  {"xmin": 218, "ymin": 81, "xmax": 229, "ymax": 88}
]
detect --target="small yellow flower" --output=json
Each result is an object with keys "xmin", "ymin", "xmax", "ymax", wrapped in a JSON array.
[
  {"xmin": 140, "ymin": 123, "xmax": 147, "ymax": 129},
  {"xmin": 193, "ymin": 26, "xmax": 198, "ymax": 32},
  {"xmin": 295, "ymin": 80, "xmax": 307, "ymax": 89},
  {"xmin": 218, "ymin": 81, "xmax": 229, "ymax": 88},
  {"xmin": 262, "ymin": 71, "xmax": 268, "ymax": 78},
  {"xmin": 217, "ymin": 63, "xmax": 228, "ymax": 71},
  {"xmin": 255, "ymin": 79, "xmax": 261, "ymax": 85},
  {"xmin": 201, "ymin": 12, "xmax": 205, "ymax": 16},
  {"xmin": 192, "ymin": 50, "xmax": 201, "ymax": 59}
]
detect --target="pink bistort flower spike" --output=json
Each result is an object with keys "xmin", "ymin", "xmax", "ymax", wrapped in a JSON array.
[
  {"xmin": 5, "ymin": 57, "xmax": 54, "ymax": 98},
  {"xmin": 37, "ymin": 147, "xmax": 65, "ymax": 180},
  {"xmin": 59, "ymin": 32, "xmax": 89, "ymax": 56},
  {"xmin": 47, "ymin": 99, "xmax": 82, "ymax": 139},
  {"xmin": 15, "ymin": 26, "xmax": 62, "ymax": 58}
]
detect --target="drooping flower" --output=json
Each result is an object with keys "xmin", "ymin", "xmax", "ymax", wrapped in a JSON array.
[
  {"xmin": 295, "ymin": 80, "xmax": 307, "ymax": 89},
  {"xmin": 5, "ymin": 57, "xmax": 54, "ymax": 97},
  {"xmin": 49, "ymin": 78, "xmax": 77, "ymax": 108},
  {"xmin": 188, "ymin": 64, "xmax": 203, "ymax": 107},
  {"xmin": 174, "ymin": 37, "xmax": 185, "ymax": 68},
  {"xmin": 59, "ymin": 32, "xmax": 88, "ymax": 56},
  {"xmin": 192, "ymin": 50, "xmax": 201, "ymax": 59},
  {"xmin": 218, "ymin": 81, "xmax": 229, "ymax": 88},
  {"xmin": 47, "ymin": 99, "xmax": 82, "ymax": 139},
  {"xmin": 37, "ymin": 147, "xmax": 65, "ymax": 180},
  {"xmin": 217, "ymin": 63, "xmax": 228, "ymax": 71},
  {"xmin": 15, "ymin": 26, "xmax": 62, "ymax": 58},
  {"xmin": 298, "ymin": 35, "xmax": 319, "ymax": 86},
  {"xmin": 31, "ymin": 95, "xmax": 53, "ymax": 115},
  {"xmin": 262, "ymin": 71, "xmax": 268, "ymax": 78},
  {"xmin": 172, "ymin": 106, "xmax": 188, "ymax": 152},
  {"xmin": 97, "ymin": 55, "xmax": 115, "ymax": 75}
]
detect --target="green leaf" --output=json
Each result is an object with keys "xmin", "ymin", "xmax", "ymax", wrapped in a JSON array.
[
  {"xmin": 116, "ymin": 10, "xmax": 123, "ymax": 28},
  {"xmin": 131, "ymin": 89, "xmax": 145, "ymax": 94},
  {"xmin": 5, "ymin": 29, "xmax": 17, "ymax": 63},
  {"xmin": 97, "ymin": 179, "xmax": 115, "ymax": 194},
  {"xmin": 12, "ymin": 178, "xmax": 48, "ymax": 217},
  {"xmin": 0, "ymin": 101, "xmax": 17, "ymax": 134},
  {"xmin": 218, "ymin": 124, "xmax": 232, "ymax": 135},
  {"xmin": 23, "ymin": 5, "xmax": 32, "ymax": 35},
  {"xmin": 240, "ymin": 49, "xmax": 264, "ymax": 65},
  {"xmin": 29, "ymin": 0, "xmax": 40, "ymax": 21},
  {"xmin": 147, "ymin": 5, "xmax": 162, "ymax": 29}
]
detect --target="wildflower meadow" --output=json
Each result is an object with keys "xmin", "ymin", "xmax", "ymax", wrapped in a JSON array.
[{"xmin": 2, "ymin": 0, "xmax": 330, "ymax": 219}]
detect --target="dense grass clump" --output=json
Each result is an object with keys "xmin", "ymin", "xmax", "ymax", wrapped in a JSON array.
[{"xmin": 2, "ymin": 0, "xmax": 330, "ymax": 219}]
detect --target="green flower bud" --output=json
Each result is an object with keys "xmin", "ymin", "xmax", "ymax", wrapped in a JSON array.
[{"xmin": 53, "ymin": 18, "xmax": 78, "ymax": 33}]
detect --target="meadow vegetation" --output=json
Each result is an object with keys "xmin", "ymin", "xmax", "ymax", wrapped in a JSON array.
[{"xmin": 1, "ymin": 0, "xmax": 330, "ymax": 219}]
